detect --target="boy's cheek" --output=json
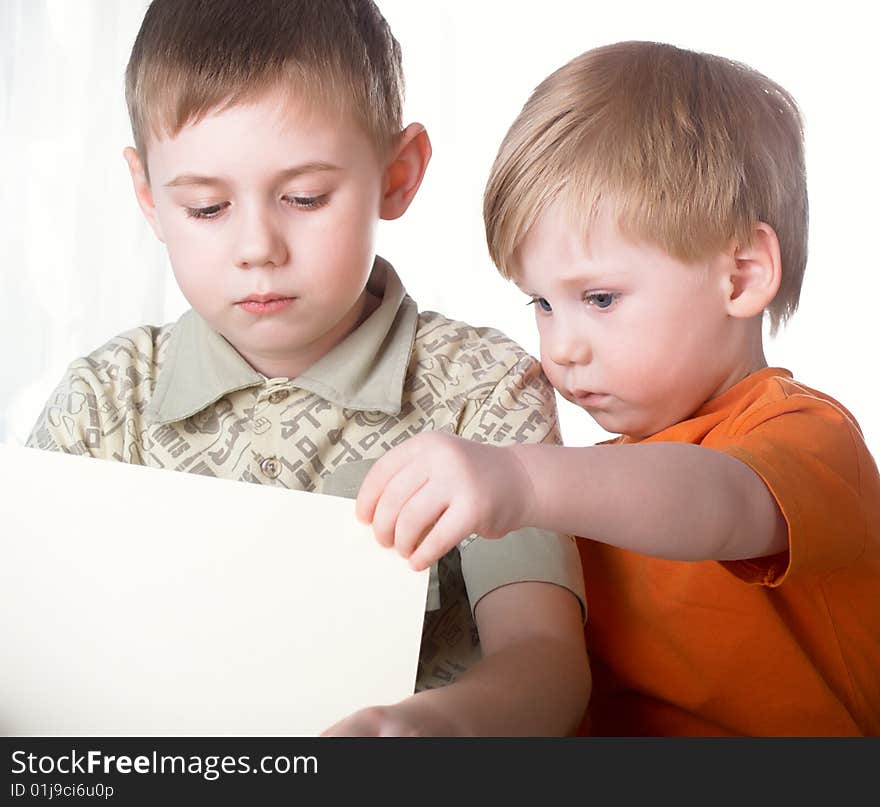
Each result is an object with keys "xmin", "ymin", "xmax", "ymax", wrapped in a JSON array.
[
  {"xmin": 162, "ymin": 220, "xmax": 221, "ymax": 265},
  {"xmin": 538, "ymin": 358, "xmax": 566, "ymax": 397},
  {"xmin": 166, "ymin": 245, "xmax": 224, "ymax": 302}
]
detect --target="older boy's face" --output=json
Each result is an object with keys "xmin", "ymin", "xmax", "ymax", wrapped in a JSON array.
[
  {"xmin": 139, "ymin": 93, "xmax": 385, "ymax": 378},
  {"xmin": 516, "ymin": 200, "xmax": 747, "ymax": 439}
]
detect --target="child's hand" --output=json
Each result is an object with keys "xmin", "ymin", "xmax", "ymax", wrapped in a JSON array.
[
  {"xmin": 320, "ymin": 698, "xmax": 461, "ymax": 737},
  {"xmin": 356, "ymin": 433, "xmax": 533, "ymax": 570}
]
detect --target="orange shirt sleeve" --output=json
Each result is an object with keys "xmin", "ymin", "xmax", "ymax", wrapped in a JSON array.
[{"xmin": 703, "ymin": 384, "xmax": 877, "ymax": 586}]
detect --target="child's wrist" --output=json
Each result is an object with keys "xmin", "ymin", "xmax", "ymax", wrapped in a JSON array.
[{"xmin": 507, "ymin": 443, "xmax": 539, "ymax": 528}]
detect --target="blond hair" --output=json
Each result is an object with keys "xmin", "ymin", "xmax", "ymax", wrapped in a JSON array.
[
  {"xmin": 125, "ymin": 0, "xmax": 403, "ymax": 171},
  {"xmin": 484, "ymin": 41, "xmax": 808, "ymax": 331}
]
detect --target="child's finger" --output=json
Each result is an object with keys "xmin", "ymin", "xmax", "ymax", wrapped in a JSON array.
[
  {"xmin": 371, "ymin": 467, "xmax": 429, "ymax": 548},
  {"xmin": 355, "ymin": 439, "xmax": 420, "ymax": 523},
  {"xmin": 393, "ymin": 485, "xmax": 449, "ymax": 559},
  {"xmin": 408, "ymin": 505, "xmax": 473, "ymax": 571}
]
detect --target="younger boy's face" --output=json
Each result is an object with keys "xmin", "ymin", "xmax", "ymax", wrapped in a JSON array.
[
  {"xmin": 129, "ymin": 93, "xmax": 390, "ymax": 378},
  {"xmin": 516, "ymin": 200, "xmax": 749, "ymax": 439}
]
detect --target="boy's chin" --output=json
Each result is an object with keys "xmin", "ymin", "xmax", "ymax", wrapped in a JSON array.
[
  {"xmin": 586, "ymin": 409, "xmax": 650, "ymax": 440},
  {"xmin": 579, "ymin": 408, "xmax": 621, "ymax": 434}
]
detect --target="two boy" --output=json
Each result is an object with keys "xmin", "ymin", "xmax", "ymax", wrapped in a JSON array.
[
  {"xmin": 27, "ymin": 2, "xmax": 880, "ymax": 737},
  {"xmin": 358, "ymin": 41, "xmax": 880, "ymax": 735},
  {"xmin": 27, "ymin": 0, "xmax": 589, "ymax": 736}
]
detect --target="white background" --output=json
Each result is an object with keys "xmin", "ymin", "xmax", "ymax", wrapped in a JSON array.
[{"xmin": 2, "ymin": 0, "xmax": 877, "ymax": 456}]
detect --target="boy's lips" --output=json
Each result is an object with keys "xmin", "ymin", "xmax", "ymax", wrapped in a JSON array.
[
  {"xmin": 236, "ymin": 293, "xmax": 297, "ymax": 314},
  {"xmin": 570, "ymin": 390, "xmax": 610, "ymax": 407}
]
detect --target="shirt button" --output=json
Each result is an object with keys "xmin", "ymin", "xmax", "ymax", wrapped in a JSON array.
[
  {"xmin": 260, "ymin": 457, "xmax": 281, "ymax": 479},
  {"xmin": 268, "ymin": 389, "xmax": 289, "ymax": 404}
]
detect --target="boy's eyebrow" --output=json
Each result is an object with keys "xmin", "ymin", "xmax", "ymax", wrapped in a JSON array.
[
  {"xmin": 163, "ymin": 161, "xmax": 343, "ymax": 188},
  {"xmin": 517, "ymin": 272, "xmax": 624, "ymax": 297},
  {"xmin": 557, "ymin": 272, "xmax": 606, "ymax": 288}
]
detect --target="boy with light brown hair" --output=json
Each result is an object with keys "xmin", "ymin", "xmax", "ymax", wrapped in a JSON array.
[
  {"xmin": 27, "ymin": 0, "xmax": 590, "ymax": 736},
  {"xmin": 357, "ymin": 41, "xmax": 880, "ymax": 735}
]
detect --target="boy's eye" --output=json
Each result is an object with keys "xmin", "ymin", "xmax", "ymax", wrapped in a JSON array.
[
  {"xmin": 584, "ymin": 292, "xmax": 619, "ymax": 310},
  {"xmin": 526, "ymin": 297, "xmax": 553, "ymax": 313},
  {"xmin": 185, "ymin": 202, "xmax": 229, "ymax": 219},
  {"xmin": 184, "ymin": 195, "xmax": 328, "ymax": 220},
  {"xmin": 283, "ymin": 194, "xmax": 327, "ymax": 210}
]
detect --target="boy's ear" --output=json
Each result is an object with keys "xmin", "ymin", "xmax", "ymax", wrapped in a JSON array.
[
  {"xmin": 723, "ymin": 222, "xmax": 782, "ymax": 319},
  {"xmin": 123, "ymin": 146, "xmax": 165, "ymax": 243},
  {"xmin": 380, "ymin": 123, "xmax": 432, "ymax": 221}
]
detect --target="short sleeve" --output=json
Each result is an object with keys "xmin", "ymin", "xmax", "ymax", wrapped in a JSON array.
[
  {"xmin": 456, "ymin": 353, "xmax": 587, "ymax": 618},
  {"xmin": 711, "ymin": 393, "xmax": 875, "ymax": 586},
  {"xmin": 27, "ymin": 363, "xmax": 121, "ymax": 459},
  {"xmin": 25, "ymin": 325, "xmax": 168, "ymax": 463},
  {"xmin": 457, "ymin": 353, "xmax": 562, "ymax": 448},
  {"xmin": 26, "ymin": 363, "xmax": 127, "ymax": 461}
]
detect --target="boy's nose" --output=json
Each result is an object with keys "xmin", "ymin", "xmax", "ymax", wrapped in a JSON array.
[
  {"xmin": 235, "ymin": 209, "xmax": 289, "ymax": 269},
  {"xmin": 545, "ymin": 329, "xmax": 592, "ymax": 367}
]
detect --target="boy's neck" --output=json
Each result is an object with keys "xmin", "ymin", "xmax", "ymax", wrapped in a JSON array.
[{"xmin": 708, "ymin": 322, "xmax": 770, "ymax": 402}]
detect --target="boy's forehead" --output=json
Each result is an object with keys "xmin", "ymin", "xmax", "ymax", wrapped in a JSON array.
[
  {"xmin": 514, "ymin": 198, "xmax": 699, "ymax": 289},
  {"xmin": 143, "ymin": 90, "xmax": 378, "ymax": 180},
  {"xmin": 149, "ymin": 88, "xmax": 345, "ymax": 144},
  {"xmin": 516, "ymin": 198, "xmax": 602, "ymax": 267}
]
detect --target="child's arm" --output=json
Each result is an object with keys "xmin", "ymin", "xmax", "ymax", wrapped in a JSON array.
[
  {"xmin": 321, "ymin": 580, "xmax": 589, "ymax": 736},
  {"xmin": 356, "ymin": 434, "xmax": 788, "ymax": 571}
]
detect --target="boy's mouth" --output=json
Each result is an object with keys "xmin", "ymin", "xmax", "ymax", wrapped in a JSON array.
[
  {"xmin": 236, "ymin": 293, "xmax": 297, "ymax": 315},
  {"xmin": 570, "ymin": 390, "xmax": 610, "ymax": 407}
]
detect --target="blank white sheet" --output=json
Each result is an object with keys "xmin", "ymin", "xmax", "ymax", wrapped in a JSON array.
[{"xmin": 0, "ymin": 443, "xmax": 428, "ymax": 736}]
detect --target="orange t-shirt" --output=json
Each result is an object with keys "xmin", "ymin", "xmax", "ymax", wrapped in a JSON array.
[{"xmin": 578, "ymin": 367, "xmax": 880, "ymax": 736}]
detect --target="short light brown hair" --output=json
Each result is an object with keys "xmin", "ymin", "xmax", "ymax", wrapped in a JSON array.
[
  {"xmin": 126, "ymin": 0, "xmax": 404, "ymax": 170},
  {"xmin": 484, "ymin": 41, "xmax": 808, "ymax": 331}
]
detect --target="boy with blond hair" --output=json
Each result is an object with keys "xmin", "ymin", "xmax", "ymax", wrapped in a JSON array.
[
  {"xmin": 357, "ymin": 41, "xmax": 880, "ymax": 735},
  {"xmin": 26, "ymin": 0, "xmax": 590, "ymax": 736}
]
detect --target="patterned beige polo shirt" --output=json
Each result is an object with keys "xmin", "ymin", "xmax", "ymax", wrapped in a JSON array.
[{"xmin": 27, "ymin": 257, "xmax": 585, "ymax": 691}]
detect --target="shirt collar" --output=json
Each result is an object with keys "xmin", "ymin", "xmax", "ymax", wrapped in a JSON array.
[{"xmin": 145, "ymin": 256, "xmax": 418, "ymax": 425}]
